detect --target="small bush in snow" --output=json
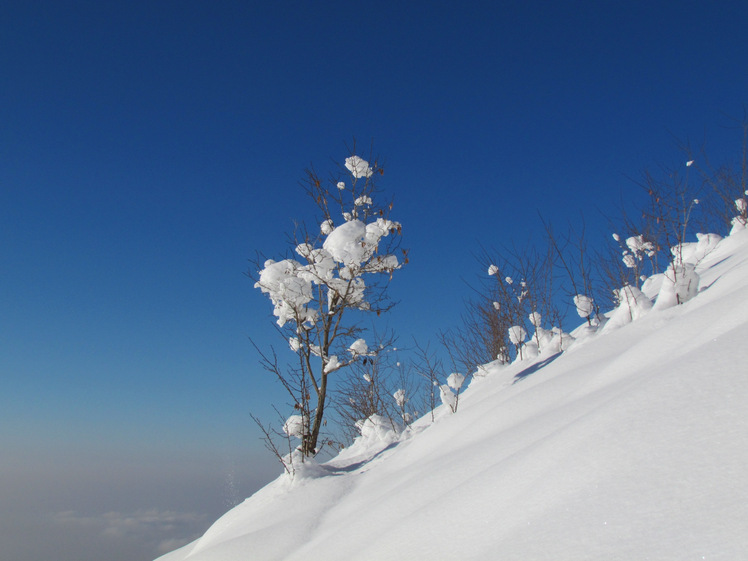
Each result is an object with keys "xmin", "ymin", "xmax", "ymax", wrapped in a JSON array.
[
  {"xmin": 573, "ymin": 294, "xmax": 595, "ymax": 325},
  {"xmin": 251, "ymin": 148, "xmax": 406, "ymax": 461},
  {"xmin": 508, "ymin": 325, "xmax": 527, "ymax": 360}
]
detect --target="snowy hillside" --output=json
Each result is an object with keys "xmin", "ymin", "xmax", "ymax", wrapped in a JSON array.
[{"xmin": 157, "ymin": 228, "xmax": 748, "ymax": 561}]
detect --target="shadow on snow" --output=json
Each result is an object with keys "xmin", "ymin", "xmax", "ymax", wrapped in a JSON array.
[{"xmin": 513, "ymin": 352, "xmax": 562, "ymax": 384}]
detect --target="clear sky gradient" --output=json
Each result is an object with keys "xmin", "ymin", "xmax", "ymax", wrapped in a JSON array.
[{"xmin": 3, "ymin": 2, "xmax": 748, "ymax": 560}]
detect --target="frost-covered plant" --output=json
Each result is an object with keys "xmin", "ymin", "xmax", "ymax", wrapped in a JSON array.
[
  {"xmin": 609, "ymin": 159, "xmax": 704, "ymax": 297},
  {"xmin": 602, "ymin": 284, "xmax": 652, "ymax": 331},
  {"xmin": 393, "ymin": 388, "xmax": 407, "ymax": 411},
  {"xmin": 651, "ymin": 233, "xmax": 719, "ymax": 309},
  {"xmin": 411, "ymin": 340, "xmax": 446, "ymax": 423},
  {"xmin": 334, "ymin": 334, "xmax": 420, "ymax": 441},
  {"xmin": 732, "ymin": 196, "xmax": 748, "ymax": 231},
  {"xmin": 507, "ymin": 325, "xmax": 527, "ymax": 360},
  {"xmin": 471, "ymin": 240, "xmax": 563, "ymax": 366},
  {"xmin": 251, "ymin": 150, "xmax": 406, "ymax": 459},
  {"xmin": 653, "ymin": 261, "xmax": 700, "ymax": 309},
  {"xmin": 573, "ymin": 294, "xmax": 595, "ymax": 325},
  {"xmin": 355, "ymin": 414, "xmax": 401, "ymax": 446},
  {"xmin": 609, "ymin": 232, "xmax": 656, "ymax": 289},
  {"xmin": 439, "ymin": 372, "xmax": 465, "ymax": 413}
]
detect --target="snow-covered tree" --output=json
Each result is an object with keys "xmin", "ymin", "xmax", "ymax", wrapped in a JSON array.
[{"xmin": 252, "ymin": 151, "xmax": 406, "ymax": 459}]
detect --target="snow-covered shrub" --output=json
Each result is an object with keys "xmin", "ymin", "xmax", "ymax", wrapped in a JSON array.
[
  {"xmin": 732, "ymin": 197, "xmax": 748, "ymax": 233},
  {"xmin": 334, "ymin": 334, "xmax": 422, "ymax": 441},
  {"xmin": 602, "ymin": 285, "xmax": 653, "ymax": 332},
  {"xmin": 653, "ymin": 262, "xmax": 700, "ymax": 310},
  {"xmin": 439, "ymin": 372, "xmax": 466, "ymax": 413},
  {"xmin": 508, "ymin": 325, "xmax": 527, "ymax": 361},
  {"xmin": 251, "ymin": 151, "xmax": 406, "ymax": 460},
  {"xmin": 439, "ymin": 384, "xmax": 457, "ymax": 412},
  {"xmin": 573, "ymin": 295, "xmax": 594, "ymax": 322},
  {"xmin": 672, "ymin": 233, "xmax": 722, "ymax": 265},
  {"xmin": 736, "ymin": 197, "xmax": 747, "ymax": 218},
  {"xmin": 392, "ymin": 388, "xmax": 413, "ymax": 425},
  {"xmin": 355, "ymin": 414, "xmax": 401, "ymax": 445},
  {"xmin": 606, "ymin": 231, "xmax": 659, "ymax": 295},
  {"xmin": 546, "ymin": 327, "xmax": 575, "ymax": 354},
  {"xmin": 617, "ymin": 234, "xmax": 655, "ymax": 283},
  {"xmin": 522, "ymin": 340, "xmax": 539, "ymax": 360},
  {"xmin": 450, "ymin": 239, "xmax": 567, "ymax": 369},
  {"xmin": 650, "ymin": 231, "xmax": 714, "ymax": 310}
]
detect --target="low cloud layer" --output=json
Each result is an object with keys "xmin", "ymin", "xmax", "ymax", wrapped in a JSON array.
[
  {"xmin": 52, "ymin": 508, "xmax": 208, "ymax": 555},
  {"xmin": 1, "ymin": 444, "xmax": 279, "ymax": 561}
]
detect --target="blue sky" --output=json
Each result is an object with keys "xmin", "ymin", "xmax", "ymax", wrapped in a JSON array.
[{"xmin": 3, "ymin": 1, "xmax": 748, "ymax": 560}]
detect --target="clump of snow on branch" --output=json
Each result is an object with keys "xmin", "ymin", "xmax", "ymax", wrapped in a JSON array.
[
  {"xmin": 622, "ymin": 253, "xmax": 637, "ymax": 269},
  {"xmin": 573, "ymin": 295, "xmax": 594, "ymax": 319},
  {"xmin": 393, "ymin": 389, "xmax": 407, "ymax": 408},
  {"xmin": 507, "ymin": 325, "xmax": 527, "ymax": 361},
  {"xmin": 348, "ymin": 339, "xmax": 370, "ymax": 357},
  {"xmin": 283, "ymin": 415, "xmax": 306, "ymax": 438},
  {"xmin": 447, "ymin": 372, "xmax": 465, "ymax": 391},
  {"xmin": 508, "ymin": 325, "xmax": 526, "ymax": 345},
  {"xmin": 345, "ymin": 155, "xmax": 373, "ymax": 178},
  {"xmin": 323, "ymin": 218, "xmax": 401, "ymax": 276},
  {"xmin": 529, "ymin": 311, "xmax": 542, "ymax": 328},
  {"xmin": 620, "ymin": 234, "xmax": 655, "ymax": 269},
  {"xmin": 324, "ymin": 355, "xmax": 341, "ymax": 373},
  {"xmin": 487, "ymin": 264, "xmax": 499, "ymax": 276},
  {"xmin": 320, "ymin": 219, "xmax": 334, "ymax": 235},
  {"xmin": 626, "ymin": 235, "xmax": 655, "ymax": 256},
  {"xmin": 255, "ymin": 259, "xmax": 316, "ymax": 327}
]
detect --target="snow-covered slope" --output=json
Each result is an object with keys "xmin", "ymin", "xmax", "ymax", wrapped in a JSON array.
[{"xmin": 158, "ymin": 229, "xmax": 748, "ymax": 561}]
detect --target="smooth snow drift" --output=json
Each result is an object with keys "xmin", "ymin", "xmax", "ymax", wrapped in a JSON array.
[{"xmin": 158, "ymin": 228, "xmax": 748, "ymax": 561}]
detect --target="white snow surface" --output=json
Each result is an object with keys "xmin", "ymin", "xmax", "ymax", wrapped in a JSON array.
[{"xmin": 159, "ymin": 229, "xmax": 748, "ymax": 561}]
